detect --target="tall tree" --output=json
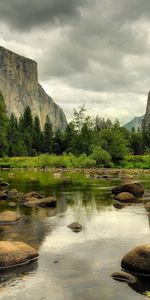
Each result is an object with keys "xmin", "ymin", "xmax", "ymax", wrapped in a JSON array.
[
  {"xmin": 20, "ymin": 106, "xmax": 33, "ymax": 155},
  {"xmin": 33, "ymin": 115, "xmax": 42, "ymax": 154},
  {"xmin": 43, "ymin": 115, "xmax": 53, "ymax": 153},
  {"xmin": 0, "ymin": 91, "xmax": 8, "ymax": 157}
]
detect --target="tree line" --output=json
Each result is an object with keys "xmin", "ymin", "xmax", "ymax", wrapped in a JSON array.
[{"xmin": 0, "ymin": 91, "xmax": 149, "ymax": 164}]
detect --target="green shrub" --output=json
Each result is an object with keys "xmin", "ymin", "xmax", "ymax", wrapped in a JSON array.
[{"xmin": 90, "ymin": 146, "xmax": 112, "ymax": 167}]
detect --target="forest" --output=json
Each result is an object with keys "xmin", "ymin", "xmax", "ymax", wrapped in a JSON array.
[{"xmin": 0, "ymin": 91, "xmax": 149, "ymax": 168}]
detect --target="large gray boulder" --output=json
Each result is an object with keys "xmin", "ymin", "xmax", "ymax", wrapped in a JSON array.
[
  {"xmin": 121, "ymin": 244, "xmax": 150, "ymax": 274},
  {"xmin": 0, "ymin": 241, "xmax": 38, "ymax": 268},
  {"xmin": 112, "ymin": 182, "xmax": 144, "ymax": 196}
]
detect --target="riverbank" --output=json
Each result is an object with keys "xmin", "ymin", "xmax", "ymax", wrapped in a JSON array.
[{"xmin": 0, "ymin": 154, "xmax": 150, "ymax": 170}]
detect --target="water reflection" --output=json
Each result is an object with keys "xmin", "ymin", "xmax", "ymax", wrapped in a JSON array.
[
  {"xmin": 0, "ymin": 171, "xmax": 150, "ymax": 299},
  {"xmin": 0, "ymin": 261, "xmax": 38, "ymax": 287}
]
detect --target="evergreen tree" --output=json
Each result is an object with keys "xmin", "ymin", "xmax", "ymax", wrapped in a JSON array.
[
  {"xmin": 0, "ymin": 91, "xmax": 8, "ymax": 157},
  {"xmin": 8, "ymin": 113, "xmax": 19, "ymax": 156},
  {"xmin": 20, "ymin": 106, "xmax": 33, "ymax": 155},
  {"xmin": 53, "ymin": 130, "xmax": 64, "ymax": 154},
  {"xmin": 43, "ymin": 115, "xmax": 53, "ymax": 153},
  {"xmin": 33, "ymin": 115, "xmax": 42, "ymax": 154}
]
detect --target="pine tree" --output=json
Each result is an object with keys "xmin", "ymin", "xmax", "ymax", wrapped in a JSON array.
[
  {"xmin": 8, "ymin": 113, "xmax": 18, "ymax": 156},
  {"xmin": 43, "ymin": 115, "xmax": 53, "ymax": 153},
  {"xmin": 0, "ymin": 91, "xmax": 8, "ymax": 157},
  {"xmin": 20, "ymin": 106, "xmax": 33, "ymax": 155},
  {"xmin": 33, "ymin": 115, "xmax": 42, "ymax": 154}
]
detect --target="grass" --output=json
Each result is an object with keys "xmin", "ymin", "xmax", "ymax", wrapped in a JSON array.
[
  {"xmin": 0, "ymin": 154, "xmax": 150, "ymax": 169},
  {"xmin": 0, "ymin": 154, "xmax": 96, "ymax": 169},
  {"xmin": 118, "ymin": 155, "xmax": 150, "ymax": 169}
]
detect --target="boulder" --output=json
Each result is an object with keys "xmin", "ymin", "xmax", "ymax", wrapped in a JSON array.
[
  {"xmin": 0, "ymin": 181, "xmax": 9, "ymax": 188},
  {"xmin": 121, "ymin": 244, "xmax": 150, "ymax": 274},
  {"xmin": 23, "ymin": 192, "xmax": 43, "ymax": 201},
  {"xmin": 112, "ymin": 182, "xmax": 144, "ymax": 196},
  {"xmin": 8, "ymin": 189, "xmax": 19, "ymax": 199},
  {"xmin": 0, "ymin": 211, "xmax": 21, "ymax": 224},
  {"xmin": 0, "ymin": 241, "xmax": 38, "ymax": 268},
  {"xmin": 115, "ymin": 192, "xmax": 135, "ymax": 202},
  {"xmin": 9, "ymin": 202, "xmax": 17, "ymax": 208},
  {"xmin": 0, "ymin": 192, "xmax": 8, "ymax": 200},
  {"xmin": 111, "ymin": 271, "xmax": 137, "ymax": 283},
  {"xmin": 23, "ymin": 196, "xmax": 57, "ymax": 208},
  {"xmin": 68, "ymin": 222, "xmax": 82, "ymax": 233},
  {"xmin": 145, "ymin": 201, "xmax": 150, "ymax": 211},
  {"xmin": 113, "ymin": 200, "xmax": 125, "ymax": 209}
]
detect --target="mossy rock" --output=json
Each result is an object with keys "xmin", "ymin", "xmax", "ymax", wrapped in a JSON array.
[{"xmin": 115, "ymin": 192, "xmax": 135, "ymax": 202}]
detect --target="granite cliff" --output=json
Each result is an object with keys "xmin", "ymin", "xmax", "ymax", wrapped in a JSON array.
[
  {"xmin": 143, "ymin": 91, "xmax": 150, "ymax": 132},
  {"xmin": 0, "ymin": 46, "xmax": 67, "ymax": 131}
]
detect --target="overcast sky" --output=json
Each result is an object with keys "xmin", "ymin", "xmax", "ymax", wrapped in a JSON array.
[{"xmin": 0, "ymin": 0, "xmax": 150, "ymax": 124}]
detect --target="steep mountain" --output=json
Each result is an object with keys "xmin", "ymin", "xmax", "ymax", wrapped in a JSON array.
[
  {"xmin": 0, "ymin": 46, "xmax": 67, "ymax": 131},
  {"xmin": 123, "ymin": 115, "xmax": 144, "ymax": 132},
  {"xmin": 143, "ymin": 91, "xmax": 150, "ymax": 132}
]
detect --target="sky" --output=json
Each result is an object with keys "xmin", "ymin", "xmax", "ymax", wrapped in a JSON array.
[{"xmin": 0, "ymin": 0, "xmax": 150, "ymax": 124}]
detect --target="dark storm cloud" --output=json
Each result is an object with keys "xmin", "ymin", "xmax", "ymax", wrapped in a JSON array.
[
  {"xmin": 0, "ymin": 0, "xmax": 86, "ymax": 29},
  {"xmin": 0, "ymin": 0, "xmax": 149, "ymax": 122}
]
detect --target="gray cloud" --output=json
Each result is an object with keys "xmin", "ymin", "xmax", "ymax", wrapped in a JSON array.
[
  {"xmin": 0, "ymin": 0, "xmax": 86, "ymax": 29},
  {"xmin": 0, "ymin": 0, "xmax": 149, "ymax": 123}
]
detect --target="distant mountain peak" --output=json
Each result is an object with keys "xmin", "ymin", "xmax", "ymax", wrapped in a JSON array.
[{"xmin": 123, "ymin": 115, "xmax": 144, "ymax": 132}]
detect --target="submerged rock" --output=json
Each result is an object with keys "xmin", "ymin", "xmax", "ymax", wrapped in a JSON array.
[
  {"xmin": 68, "ymin": 222, "xmax": 82, "ymax": 232},
  {"xmin": 23, "ymin": 196, "xmax": 57, "ymax": 208},
  {"xmin": 8, "ymin": 189, "xmax": 19, "ymax": 199},
  {"xmin": 0, "ymin": 192, "xmax": 8, "ymax": 200},
  {"xmin": 0, "ymin": 181, "xmax": 9, "ymax": 188},
  {"xmin": 23, "ymin": 192, "xmax": 44, "ymax": 201},
  {"xmin": 111, "ymin": 271, "xmax": 137, "ymax": 283},
  {"xmin": 9, "ymin": 202, "xmax": 17, "ymax": 208},
  {"xmin": 0, "ymin": 211, "xmax": 21, "ymax": 224},
  {"xmin": 0, "ymin": 241, "xmax": 38, "ymax": 268},
  {"xmin": 115, "ymin": 192, "xmax": 135, "ymax": 202},
  {"xmin": 113, "ymin": 200, "xmax": 126, "ymax": 209},
  {"xmin": 144, "ymin": 201, "xmax": 150, "ymax": 211},
  {"xmin": 112, "ymin": 182, "xmax": 144, "ymax": 196},
  {"xmin": 121, "ymin": 244, "xmax": 150, "ymax": 274}
]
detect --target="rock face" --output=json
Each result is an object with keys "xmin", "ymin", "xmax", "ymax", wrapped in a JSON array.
[
  {"xmin": 143, "ymin": 91, "xmax": 150, "ymax": 132},
  {"xmin": 124, "ymin": 116, "xmax": 144, "ymax": 132},
  {"xmin": 0, "ymin": 46, "xmax": 67, "ymax": 131},
  {"xmin": 121, "ymin": 244, "xmax": 150, "ymax": 274},
  {"xmin": 0, "ymin": 241, "xmax": 38, "ymax": 268}
]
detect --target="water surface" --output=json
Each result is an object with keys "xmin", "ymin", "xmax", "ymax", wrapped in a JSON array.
[{"xmin": 0, "ymin": 170, "xmax": 149, "ymax": 299}]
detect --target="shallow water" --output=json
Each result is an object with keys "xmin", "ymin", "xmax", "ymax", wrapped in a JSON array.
[{"xmin": 0, "ymin": 170, "xmax": 150, "ymax": 299}]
